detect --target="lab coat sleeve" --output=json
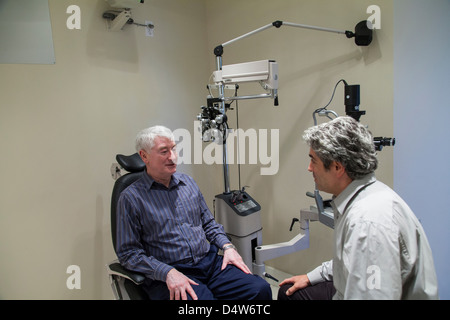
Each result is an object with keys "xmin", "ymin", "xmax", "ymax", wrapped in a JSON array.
[
  {"xmin": 340, "ymin": 220, "xmax": 402, "ymax": 299},
  {"xmin": 307, "ymin": 260, "xmax": 333, "ymax": 285}
]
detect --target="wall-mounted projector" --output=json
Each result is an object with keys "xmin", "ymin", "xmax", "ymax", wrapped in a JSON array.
[
  {"xmin": 105, "ymin": 0, "xmax": 144, "ymax": 9},
  {"xmin": 213, "ymin": 60, "xmax": 278, "ymax": 90}
]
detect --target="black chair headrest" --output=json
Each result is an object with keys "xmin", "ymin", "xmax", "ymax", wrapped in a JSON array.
[
  {"xmin": 111, "ymin": 153, "xmax": 146, "ymax": 253},
  {"xmin": 116, "ymin": 153, "xmax": 146, "ymax": 173}
]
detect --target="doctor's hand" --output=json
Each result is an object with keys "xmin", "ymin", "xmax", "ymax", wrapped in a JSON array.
[
  {"xmin": 166, "ymin": 268, "xmax": 199, "ymax": 300},
  {"xmin": 279, "ymin": 275, "xmax": 311, "ymax": 296},
  {"xmin": 221, "ymin": 246, "xmax": 252, "ymax": 274}
]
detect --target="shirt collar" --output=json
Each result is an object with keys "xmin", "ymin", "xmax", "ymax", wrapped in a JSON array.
[
  {"xmin": 141, "ymin": 171, "xmax": 185, "ymax": 190},
  {"xmin": 332, "ymin": 173, "xmax": 377, "ymax": 217}
]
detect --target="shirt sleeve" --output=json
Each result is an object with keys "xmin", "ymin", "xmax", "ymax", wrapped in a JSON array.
[
  {"xmin": 115, "ymin": 192, "xmax": 173, "ymax": 282},
  {"xmin": 340, "ymin": 220, "xmax": 402, "ymax": 299},
  {"xmin": 307, "ymin": 260, "xmax": 333, "ymax": 285}
]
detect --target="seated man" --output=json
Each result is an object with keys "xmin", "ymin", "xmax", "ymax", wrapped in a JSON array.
[
  {"xmin": 116, "ymin": 125, "xmax": 272, "ymax": 300},
  {"xmin": 278, "ymin": 116, "xmax": 438, "ymax": 300}
]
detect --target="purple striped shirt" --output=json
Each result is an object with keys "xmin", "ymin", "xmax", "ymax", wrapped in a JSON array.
[{"xmin": 116, "ymin": 171, "xmax": 229, "ymax": 282}]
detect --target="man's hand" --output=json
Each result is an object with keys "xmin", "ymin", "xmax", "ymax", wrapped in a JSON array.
[
  {"xmin": 279, "ymin": 275, "xmax": 311, "ymax": 296},
  {"xmin": 166, "ymin": 268, "xmax": 199, "ymax": 300},
  {"xmin": 221, "ymin": 245, "xmax": 252, "ymax": 274}
]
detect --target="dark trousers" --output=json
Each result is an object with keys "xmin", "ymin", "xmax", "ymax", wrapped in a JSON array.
[
  {"xmin": 143, "ymin": 246, "xmax": 272, "ymax": 300},
  {"xmin": 278, "ymin": 281, "xmax": 335, "ymax": 300}
]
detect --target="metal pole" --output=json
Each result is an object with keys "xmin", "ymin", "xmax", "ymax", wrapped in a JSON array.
[
  {"xmin": 220, "ymin": 20, "xmax": 347, "ymax": 50},
  {"xmin": 216, "ymin": 55, "xmax": 231, "ymax": 194},
  {"xmin": 282, "ymin": 21, "xmax": 346, "ymax": 35},
  {"xmin": 222, "ymin": 23, "xmax": 274, "ymax": 48}
]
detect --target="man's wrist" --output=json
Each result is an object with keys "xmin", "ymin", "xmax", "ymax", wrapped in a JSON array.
[{"xmin": 222, "ymin": 243, "xmax": 236, "ymax": 251}]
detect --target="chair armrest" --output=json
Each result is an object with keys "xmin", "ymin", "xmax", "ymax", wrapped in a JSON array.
[{"xmin": 107, "ymin": 260, "xmax": 146, "ymax": 285}]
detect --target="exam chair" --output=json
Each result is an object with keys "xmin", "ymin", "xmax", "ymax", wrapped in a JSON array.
[{"xmin": 107, "ymin": 153, "xmax": 148, "ymax": 300}]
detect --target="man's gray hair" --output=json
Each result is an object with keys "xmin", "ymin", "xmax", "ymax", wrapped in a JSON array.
[
  {"xmin": 135, "ymin": 125, "xmax": 175, "ymax": 152},
  {"xmin": 302, "ymin": 116, "xmax": 378, "ymax": 180}
]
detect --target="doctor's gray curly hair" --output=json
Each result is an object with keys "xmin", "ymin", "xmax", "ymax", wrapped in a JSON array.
[{"xmin": 302, "ymin": 116, "xmax": 378, "ymax": 180}]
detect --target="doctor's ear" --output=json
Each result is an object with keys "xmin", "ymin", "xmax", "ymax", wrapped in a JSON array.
[{"xmin": 333, "ymin": 161, "xmax": 345, "ymax": 174}]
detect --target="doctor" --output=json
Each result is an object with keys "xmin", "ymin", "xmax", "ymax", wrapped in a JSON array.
[{"xmin": 278, "ymin": 116, "xmax": 438, "ymax": 300}]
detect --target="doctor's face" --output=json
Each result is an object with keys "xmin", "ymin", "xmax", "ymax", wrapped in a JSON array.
[{"xmin": 308, "ymin": 148, "xmax": 337, "ymax": 195}]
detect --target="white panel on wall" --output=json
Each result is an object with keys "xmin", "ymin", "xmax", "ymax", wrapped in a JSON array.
[{"xmin": 0, "ymin": 0, "xmax": 55, "ymax": 64}]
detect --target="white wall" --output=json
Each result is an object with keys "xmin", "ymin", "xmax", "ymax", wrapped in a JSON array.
[{"xmin": 394, "ymin": 0, "xmax": 450, "ymax": 299}]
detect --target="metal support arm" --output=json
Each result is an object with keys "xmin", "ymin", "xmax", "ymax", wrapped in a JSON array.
[
  {"xmin": 253, "ymin": 207, "xmax": 320, "ymax": 278},
  {"xmin": 214, "ymin": 19, "xmax": 370, "ymax": 57}
]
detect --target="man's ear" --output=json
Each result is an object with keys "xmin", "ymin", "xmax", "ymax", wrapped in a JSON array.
[
  {"xmin": 139, "ymin": 149, "xmax": 149, "ymax": 164},
  {"xmin": 333, "ymin": 161, "xmax": 346, "ymax": 177}
]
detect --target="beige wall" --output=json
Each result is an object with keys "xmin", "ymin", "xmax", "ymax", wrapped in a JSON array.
[
  {"xmin": 0, "ymin": 0, "xmax": 212, "ymax": 299},
  {"xmin": 0, "ymin": 0, "xmax": 393, "ymax": 299}
]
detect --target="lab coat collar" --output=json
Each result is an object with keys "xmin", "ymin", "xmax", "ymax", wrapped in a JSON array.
[{"xmin": 332, "ymin": 173, "xmax": 377, "ymax": 217}]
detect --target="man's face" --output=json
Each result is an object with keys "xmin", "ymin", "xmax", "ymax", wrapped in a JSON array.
[
  {"xmin": 308, "ymin": 148, "xmax": 338, "ymax": 195},
  {"xmin": 142, "ymin": 136, "xmax": 177, "ymax": 181}
]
